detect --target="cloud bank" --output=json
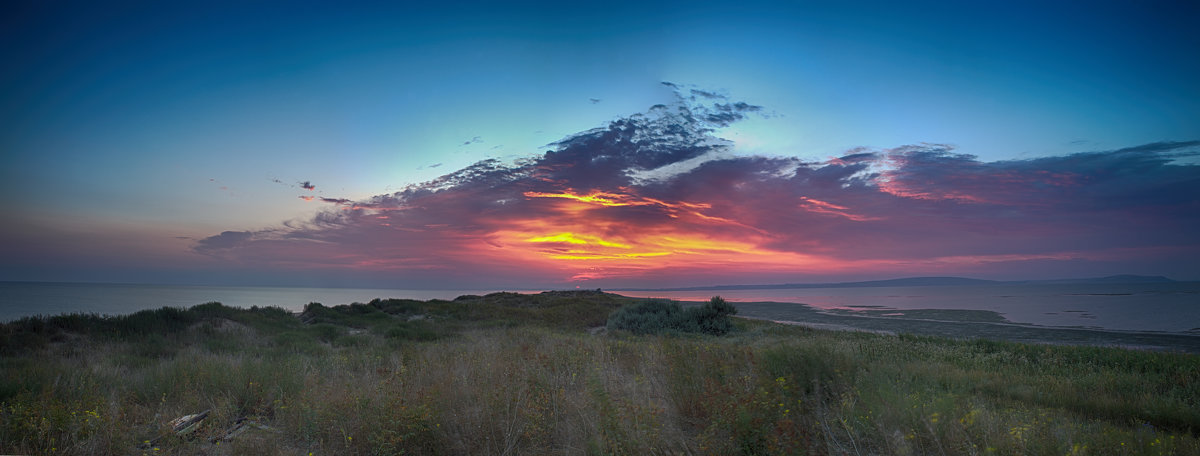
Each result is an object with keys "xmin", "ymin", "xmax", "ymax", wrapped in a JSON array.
[{"xmin": 195, "ymin": 87, "xmax": 1200, "ymax": 287}]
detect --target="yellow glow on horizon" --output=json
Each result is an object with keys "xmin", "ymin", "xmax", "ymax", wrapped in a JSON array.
[
  {"xmin": 550, "ymin": 251, "xmax": 672, "ymax": 260},
  {"xmin": 648, "ymin": 236, "xmax": 763, "ymax": 255},
  {"xmin": 491, "ymin": 188, "xmax": 865, "ymax": 280},
  {"xmin": 518, "ymin": 229, "xmax": 795, "ymax": 265},
  {"xmin": 526, "ymin": 232, "xmax": 631, "ymax": 249}
]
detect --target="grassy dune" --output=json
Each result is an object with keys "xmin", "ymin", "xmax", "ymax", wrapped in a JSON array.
[{"xmin": 1, "ymin": 291, "xmax": 1197, "ymax": 455}]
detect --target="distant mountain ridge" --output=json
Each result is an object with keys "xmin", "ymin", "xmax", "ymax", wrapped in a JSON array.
[
  {"xmin": 624, "ymin": 275, "xmax": 1176, "ymax": 292},
  {"xmin": 1012, "ymin": 274, "xmax": 1177, "ymax": 285}
]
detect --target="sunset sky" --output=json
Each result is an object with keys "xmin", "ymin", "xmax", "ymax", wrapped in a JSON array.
[{"xmin": 3, "ymin": 1, "xmax": 1199, "ymax": 289}]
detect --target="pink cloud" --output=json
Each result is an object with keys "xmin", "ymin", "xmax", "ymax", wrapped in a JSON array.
[{"xmin": 194, "ymin": 91, "xmax": 1200, "ymax": 287}]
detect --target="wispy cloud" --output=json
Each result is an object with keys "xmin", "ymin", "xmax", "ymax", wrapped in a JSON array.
[
  {"xmin": 195, "ymin": 88, "xmax": 1200, "ymax": 286},
  {"xmin": 195, "ymin": 230, "xmax": 256, "ymax": 251},
  {"xmin": 269, "ymin": 177, "xmax": 317, "ymax": 191}
]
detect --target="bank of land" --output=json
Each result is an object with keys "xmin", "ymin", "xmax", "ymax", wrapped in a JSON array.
[{"xmin": 2, "ymin": 291, "xmax": 1196, "ymax": 454}]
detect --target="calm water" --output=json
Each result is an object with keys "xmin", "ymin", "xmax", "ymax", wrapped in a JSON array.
[
  {"xmin": 614, "ymin": 283, "xmax": 1200, "ymax": 333},
  {"xmin": 0, "ymin": 282, "xmax": 494, "ymax": 322}
]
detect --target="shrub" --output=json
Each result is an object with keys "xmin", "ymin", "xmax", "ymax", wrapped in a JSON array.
[
  {"xmin": 607, "ymin": 299, "xmax": 683, "ymax": 335},
  {"xmin": 110, "ymin": 306, "xmax": 196, "ymax": 340},
  {"xmin": 607, "ymin": 296, "xmax": 738, "ymax": 335},
  {"xmin": 682, "ymin": 296, "xmax": 738, "ymax": 335}
]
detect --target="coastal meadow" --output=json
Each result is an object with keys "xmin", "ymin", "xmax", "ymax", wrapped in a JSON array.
[{"xmin": 1, "ymin": 291, "xmax": 1197, "ymax": 455}]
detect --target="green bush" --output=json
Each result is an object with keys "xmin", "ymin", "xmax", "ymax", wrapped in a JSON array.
[
  {"xmin": 682, "ymin": 296, "xmax": 738, "ymax": 335},
  {"xmin": 607, "ymin": 296, "xmax": 737, "ymax": 335},
  {"xmin": 607, "ymin": 299, "xmax": 682, "ymax": 335}
]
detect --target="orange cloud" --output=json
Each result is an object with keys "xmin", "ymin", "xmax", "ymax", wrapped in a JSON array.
[
  {"xmin": 193, "ymin": 93, "xmax": 1200, "ymax": 288},
  {"xmin": 482, "ymin": 189, "xmax": 853, "ymax": 281},
  {"xmin": 798, "ymin": 197, "xmax": 881, "ymax": 221}
]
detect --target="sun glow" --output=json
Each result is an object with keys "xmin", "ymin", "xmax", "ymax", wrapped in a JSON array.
[
  {"xmin": 527, "ymin": 232, "xmax": 632, "ymax": 249},
  {"xmin": 491, "ymin": 187, "xmax": 850, "ymax": 280}
]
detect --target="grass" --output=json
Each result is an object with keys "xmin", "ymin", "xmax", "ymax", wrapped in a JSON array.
[{"xmin": 1, "ymin": 290, "xmax": 1197, "ymax": 455}]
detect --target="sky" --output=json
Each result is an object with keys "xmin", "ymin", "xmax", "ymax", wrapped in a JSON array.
[{"xmin": 2, "ymin": 0, "xmax": 1199, "ymax": 289}]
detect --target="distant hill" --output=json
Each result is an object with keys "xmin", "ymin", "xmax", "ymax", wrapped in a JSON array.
[
  {"xmin": 625, "ymin": 275, "xmax": 1176, "ymax": 292},
  {"xmin": 1014, "ymin": 275, "xmax": 1177, "ymax": 285}
]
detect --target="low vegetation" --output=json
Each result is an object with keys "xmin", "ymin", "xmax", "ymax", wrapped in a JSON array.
[
  {"xmin": 607, "ymin": 296, "xmax": 738, "ymax": 335},
  {"xmin": 1, "ymin": 291, "xmax": 1197, "ymax": 455}
]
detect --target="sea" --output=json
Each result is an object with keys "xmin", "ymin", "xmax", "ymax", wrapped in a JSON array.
[{"xmin": 2, "ymin": 281, "xmax": 1198, "ymax": 334}]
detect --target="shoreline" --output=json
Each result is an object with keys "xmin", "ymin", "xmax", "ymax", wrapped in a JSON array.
[{"xmin": 709, "ymin": 299, "xmax": 1200, "ymax": 353}]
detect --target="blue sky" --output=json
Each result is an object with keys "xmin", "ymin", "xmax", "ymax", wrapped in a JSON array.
[{"xmin": 2, "ymin": 0, "xmax": 1198, "ymax": 287}]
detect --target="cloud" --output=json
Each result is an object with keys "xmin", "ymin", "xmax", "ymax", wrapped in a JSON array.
[
  {"xmin": 195, "ymin": 89, "xmax": 1200, "ymax": 286},
  {"xmin": 300, "ymin": 181, "xmax": 315, "ymax": 190},
  {"xmin": 298, "ymin": 195, "xmax": 351, "ymax": 204},
  {"xmin": 589, "ymin": 98, "xmax": 601, "ymax": 104},
  {"xmin": 701, "ymin": 101, "xmax": 764, "ymax": 127},
  {"xmin": 462, "ymin": 136, "xmax": 483, "ymax": 146},
  {"xmin": 194, "ymin": 231, "xmax": 256, "ymax": 252}
]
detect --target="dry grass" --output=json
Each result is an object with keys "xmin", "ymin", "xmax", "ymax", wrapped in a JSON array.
[{"xmin": 2, "ymin": 293, "xmax": 1198, "ymax": 455}]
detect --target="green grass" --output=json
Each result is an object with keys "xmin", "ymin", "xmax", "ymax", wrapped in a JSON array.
[{"xmin": 1, "ymin": 291, "xmax": 1197, "ymax": 455}]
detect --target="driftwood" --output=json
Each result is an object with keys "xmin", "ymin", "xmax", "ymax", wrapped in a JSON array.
[
  {"xmin": 171, "ymin": 409, "xmax": 211, "ymax": 435},
  {"xmin": 138, "ymin": 409, "xmax": 211, "ymax": 449}
]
